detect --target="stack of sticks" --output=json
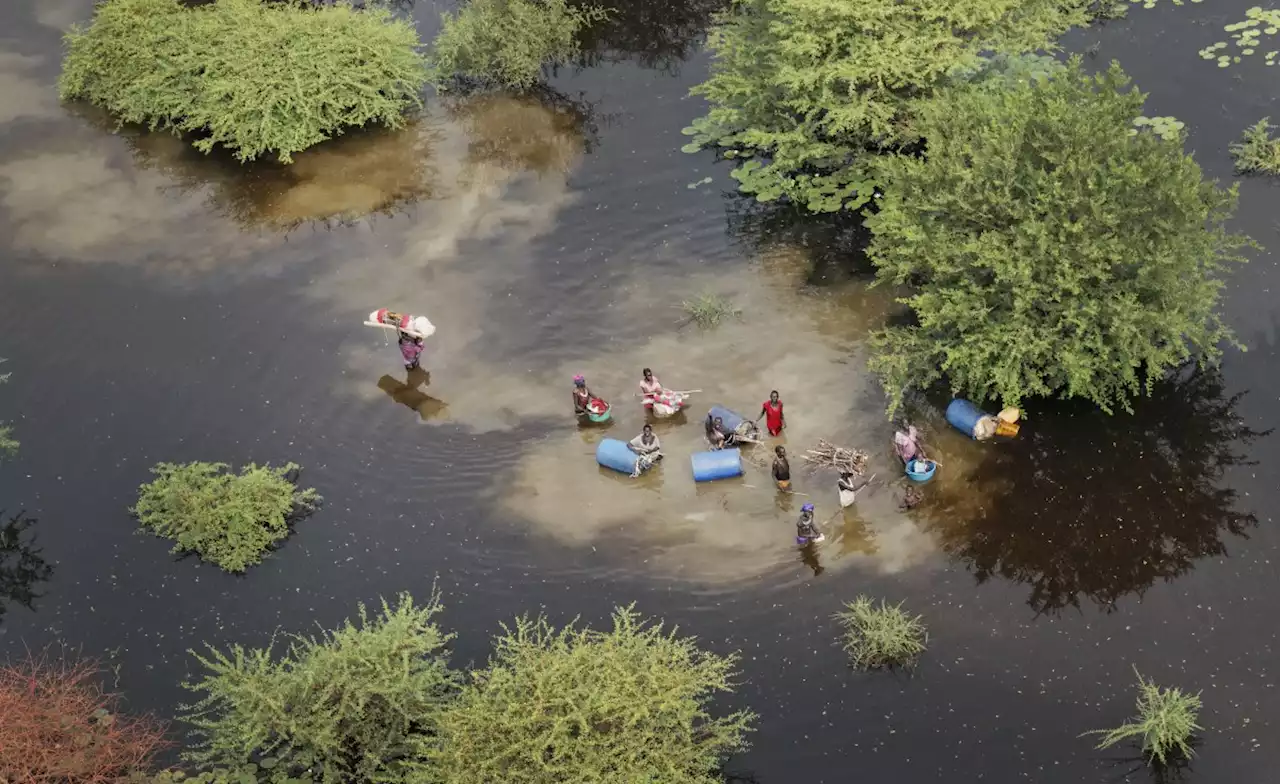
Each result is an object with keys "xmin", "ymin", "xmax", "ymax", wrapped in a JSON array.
[{"xmin": 801, "ymin": 440, "xmax": 870, "ymax": 476}]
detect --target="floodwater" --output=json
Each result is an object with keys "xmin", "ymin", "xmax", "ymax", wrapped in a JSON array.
[{"xmin": 1, "ymin": 0, "xmax": 1278, "ymax": 781}]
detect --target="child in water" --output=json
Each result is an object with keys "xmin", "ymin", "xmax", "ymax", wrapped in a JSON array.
[
  {"xmin": 796, "ymin": 503, "xmax": 824, "ymax": 544},
  {"xmin": 772, "ymin": 446, "xmax": 791, "ymax": 491},
  {"xmin": 399, "ymin": 331, "xmax": 424, "ymax": 370}
]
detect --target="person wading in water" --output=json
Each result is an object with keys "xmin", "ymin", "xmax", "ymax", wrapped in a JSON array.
[
  {"xmin": 772, "ymin": 445, "xmax": 792, "ymax": 491},
  {"xmin": 757, "ymin": 390, "xmax": 785, "ymax": 436}
]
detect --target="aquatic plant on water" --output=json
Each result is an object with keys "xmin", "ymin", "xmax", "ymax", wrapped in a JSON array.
[
  {"xmin": 834, "ymin": 596, "xmax": 927, "ymax": 670},
  {"xmin": 1198, "ymin": 7, "xmax": 1280, "ymax": 68},
  {"xmin": 1131, "ymin": 115, "xmax": 1185, "ymax": 142},
  {"xmin": 428, "ymin": 605, "xmax": 755, "ymax": 784},
  {"xmin": 429, "ymin": 0, "xmax": 609, "ymax": 90},
  {"xmin": 682, "ymin": 293, "xmax": 743, "ymax": 329},
  {"xmin": 0, "ymin": 652, "xmax": 170, "ymax": 782},
  {"xmin": 1087, "ymin": 669, "xmax": 1202, "ymax": 765},
  {"xmin": 1230, "ymin": 118, "xmax": 1280, "ymax": 175},
  {"xmin": 0, "ymin": 359, "xmax": 15, "ymax": 459},
  {"xmin": 131, "ymin": 461, "xmax": 320, "ymax": 573},
  {"xmin": 59, "ymin": 0, "xmax": 429, "ymax": 163},
  {"xmin": 181, "ymin": 592, "xmax": 458, "ymax": 784},
  {"xmin": 867, "ymin": 60, "xmax": 1252, "ymax": 415}
]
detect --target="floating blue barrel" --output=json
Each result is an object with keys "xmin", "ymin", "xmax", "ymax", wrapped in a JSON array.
[
  {"xmin": 596, "ymin": 438, "xmax": 639, "ymax": 475},
  {"xmin": 691, "ymin": 448, "xmax": 743, "ymax": 482},
  {"xmin": 946, "ymin": 398, "xmax": 990, "ymax": 439},
  {"xmin": 707, "ymin": 405, "xmax": 747, "ymax": 433}
]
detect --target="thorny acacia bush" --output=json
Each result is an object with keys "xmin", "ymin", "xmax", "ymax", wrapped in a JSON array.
[
  {"xmin": 131, "ymin": 461, "xmax": 320, "ymax": 573},
  {"xmin": 681, "ymin": 0, "xmax": 1094, "ymax": 212},
  {"xmin": 834, "ymin": 596, "xmax": 927, "ymax": 670},
  {"xmin": 428, "ymin": 605, "xmax": 755, "ymax": 784},
  {"xmin": 1087, "ymin": 669, "xmax": 1202, "ymax": 765},
  {"xmin": 181, "ymin": 592, "xmax": 459, "ymax": 784},
  {"xmin": 59, "ymin": 0, "xmax": 429, "ymax": 163},
  {"xmin": 867, "ymin": 60, "xmax": 1252, "ymax": 415},
  {"xmin": 429, "ymin": 0, "xmax": 608, "ymax": 90},
  {"xmin": 0, "ymin": 653, "xmax": 169, "ymax": 783},
  {"xmin": 1230, "ymin": 118, "xmax": 1280, "ymax": 175}
]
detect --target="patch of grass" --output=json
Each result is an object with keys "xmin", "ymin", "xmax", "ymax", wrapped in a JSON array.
[
  {"xmin": 1230, "ymin": 118, "xmax": 1280, "ymax": 175},
  {"xmin": 681, "ymin": 293, "xmax": 742, "ymax": 329},
  {"xmin": 833, "ymin": 596, "xmax": 927, "ymax": 670},
  {"xmin": 1087, "ymin": 668, "xmax": 1202, "ymax": 765},
  {"xmin": 132, "ymin": 461, "xmax": 320, "ymax": 573}
]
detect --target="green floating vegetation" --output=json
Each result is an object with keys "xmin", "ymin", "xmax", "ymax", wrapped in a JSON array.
[
  {"xmin": 866, "ymin": 60, "xmax": 1252, "ymax": 415},
  {"xmin": 1087, "ymin": 669, "xmax": 1203, "ymax": 766},
  {"xmin": 1131, "ymin": 115, "xmax": 1186, "ymax": 141},
  {"xmin": 682, "ymin": 293, "xmax": 743, "ymax": 329},
  {"xmin": 0, "ymin": 360, "xmax": 14, "ymax": 460},
  {"xmin": 429, "ymin": 0, "xmax": 608, "ymax": 90},
  {"xmin": 429, "ymin": 605, "xmax": 754, "ymax": 784},
  {"xmin": 59, "ymin": 0, "xmax": 429, "ymax": 163},
  {"xmin": 181, "ymin": 593, "xmax": 457, "ymax": 783},
  {"xmin": 1230, "ymin": 117, "xmax": 1280, "ymax": 174},
  {"xmin": 132, "ymin": 461, "xmax": 320, "ymax": 573},
  {"xmin": 1198, "ymin": 7, "xmax": 1280, "ymax": 66},
  {"xmin": 1130, "ymin": 0, "xmax": 1202, "ymax": 8},
  {"xmin": 834, "ymin": 596, "xmax": 928, "ymax": 670}
]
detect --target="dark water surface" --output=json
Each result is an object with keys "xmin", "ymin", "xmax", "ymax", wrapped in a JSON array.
[{"xmin": 2, "ymin": 0, "xmax": 1279, "ymax": 781}]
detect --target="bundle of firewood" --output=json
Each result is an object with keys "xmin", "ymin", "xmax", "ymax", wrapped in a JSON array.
[{"xmin": 802, "ymin": 440, "xmax": 869, "ymax": 475}]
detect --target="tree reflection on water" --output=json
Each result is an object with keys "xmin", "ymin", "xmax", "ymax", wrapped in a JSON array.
[
  {"xmin": 929, "ymin": 365, "xmax": 1269, "ymax": 615},
  {"xmin": 574, "ymin": 0, "xmax": 727, "ymax": 73},
  {"xmin": 0, "ymin": 511, "xmax": 54, "ymax": 624}
]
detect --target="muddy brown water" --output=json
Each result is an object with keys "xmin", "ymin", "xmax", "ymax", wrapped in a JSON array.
[{"xmin": 2, "ymin": 0, "xmax": 1279, "ymax": 781}]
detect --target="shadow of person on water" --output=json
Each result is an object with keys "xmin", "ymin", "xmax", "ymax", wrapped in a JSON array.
[
  {"xmin": 923, "ymin": 364, "xmax": 1270, "ymax": 616},
  {"xmin": 377, "ymin": 371, "xmax": 449, "ymax": 422}
]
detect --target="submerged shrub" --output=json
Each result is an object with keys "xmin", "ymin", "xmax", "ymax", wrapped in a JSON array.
[
  {"xmin": 429, "ymin": 605, "xmax": 754, "ymax": 784},
  {"xmin": 834, "ymin": 596, "xmax": 927, "ymax": 670},
  {"xmin": 0, "ymin": 653, "xmax": 169, "ymax": 782},
  {"xmin": 681, "ymin": 0, "xmax": 1093, "ymax": 212},
  {"xmin": 867, "ymin": 59, "xmax": 1253, "ymax": 415},
  {"xmin": 181, "ymin": 592, "xmax": 459, "ymax": 783},
  {"xmin": 429, "ymin": 0, "xmax": 608, "ymax": 90},
  {"xmin": 682, "ymin": 293, "xmax": 742, "ymax": 329},
  {"xmin": 1230, "ymin": 118, "xmax": 1280, "ymax": 175},
  {"xmin": 1088, "ymin": 669, "xmax": 1202, "ymax": 765},
  {"xmin": 59, "ymin": 0, "xmax": 429, "ymax": 163},
  {"xmin": 131, "ymin": 461, "xmax": 320, "ymax": 573}
]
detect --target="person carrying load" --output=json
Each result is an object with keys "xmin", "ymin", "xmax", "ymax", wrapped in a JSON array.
[
  {"xmin": 893, "ymin": 424, "xmax": 926, "ymax": 466},
  {"xmin": 627, "ymin": 424, "xmax": 663, "ymax": 476},
  {"xmin": 796, "ymin": 503, "xmax": 824, "ymax": 544}
]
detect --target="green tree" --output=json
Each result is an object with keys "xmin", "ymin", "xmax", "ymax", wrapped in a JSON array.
[
  {"xmin": 680, "ymin": 0, "xmax": 1092, "ymax": 212},
  {"xmin": 131, "ymin": 461, "xmax": 321, "ymax": 573},
  {"xmin": 866, "ymin": 60, "xmax": 1252, "ymax": 414},
  {"xmin": 59, "ymin": 0, "xmax": 429, "ymax": 163},
  {"xmin": 181, "ymin": 593, "xmax": 459, "ymax": 784},
  {"xmin": 428, "ymin": 605, "xmax": 753, "ymax": 784},
  {"xmin": 429, "ymin": 0, "xmax": 608, "ymax": 90}
]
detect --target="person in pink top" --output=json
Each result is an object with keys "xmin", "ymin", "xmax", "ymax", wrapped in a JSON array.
[
  {"xmin": 638, "ymin": 368, "xmax": 663, "ymax": 401},
  {"xmin": 398, "ymin": 331, "xmax": 424, "ymax": 370}
]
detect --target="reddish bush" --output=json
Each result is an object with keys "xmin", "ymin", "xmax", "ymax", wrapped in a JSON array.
[{"xmin": 0, "ymin": 654, "xmax": 170, "ymax": 783}]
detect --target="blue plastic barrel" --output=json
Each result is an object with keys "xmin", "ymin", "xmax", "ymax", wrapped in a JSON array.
[
  {"xmin": 708, "ymin": 405, "xmax": 747, "ymax": 433},
  {"xmin": 945, "ymin": 399, "xmax": 988, "ymax": 439},
  {"xmin": 596, "ymin": 438, "xmax": 639, "ymax": 475},
  {"xmin": 691, "ymin": 448, "xmax": 743, "ymax": 482}
]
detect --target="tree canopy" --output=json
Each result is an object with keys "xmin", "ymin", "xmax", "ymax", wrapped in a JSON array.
[
  {"xmin": 59, "ymin": 0, "xmax": 429, "ymax": 163},
  {"xmin": 680, "ymin": 0, "xmax": 1093, "ymax": 212},
  {"xmin": 428, "ymin": 605, "xmax": 754, "ymax": 784},
  {"xmin": 866, "ymin": 60, "xmax": 1251, "ymax": 414}
]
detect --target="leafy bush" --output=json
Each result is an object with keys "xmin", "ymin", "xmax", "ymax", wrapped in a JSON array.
[
  {"xmin": 681, "ymin": 0, "xmax": 1092, "ymax": 212},
  {"xmin": 1088, "ymin": 669, "xmax": 1202, "ymax": 765},
  {"xmin": 181, "ymin": 592, "xmax": 459, "ymax": 783},
  {"xmin": 429, "ymin": 0, "xmax": 608, "ymax": 90},
  {"xmin": 1230, "ymin": 118, "xmax": 1280, "ymax": 175},
  {"xmin": 0, "ymin": 653, "xmax": 170, "ymax": 783},
  {"xmin": 428, "ymin": 605, "xmax": 754, "ymax": 784},
  {"xmin": 683, "ymin": 293, "xmax": 743, "ymax": 328},
  {"xmin": 0, "ymin": 359, "xmax": 15, "ymax": 459},
  {"xmin": 866, "ymin": 60, "xmax": 1252, "ymax": 415},
  {"xmin": 59, "ymin": 0, "xmax": 429, "ymax": 163},
  {"xmin": 132, "ymin": 461, "xmax": 320, "ymax": 573},
  {"xmin": 833, "ymin": 596, "xmax": 927, "ymax": 670}
]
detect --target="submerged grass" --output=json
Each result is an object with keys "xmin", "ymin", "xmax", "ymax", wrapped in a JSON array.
[
  {"xmin": 833, "ymin": 596, "xmax": 927, "ymax": 670},
  {"xmin": 1087, "ymin": 668, "xmax": 1202, "ymax": 765},
  {"xmin": 681, "ymin": 293, "xmax": 742, "ymax": 329},
  {"xmin": 1230, "ymin": 118, "xmax": 1280, "ymax": 175}
]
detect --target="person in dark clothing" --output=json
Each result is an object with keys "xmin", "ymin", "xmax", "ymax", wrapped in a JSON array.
[
  {"xmin": 772, "ymin": 445, "xmax": 792, "ymax": 491},
  {"xmin": 796, "ymin": 502, "xmax": 824, "ymax": 544}
]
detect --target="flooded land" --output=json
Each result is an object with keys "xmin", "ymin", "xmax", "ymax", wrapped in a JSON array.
[{"xmin": 1, "ymin": 0, "xmax": 1279, "ymax": 781}]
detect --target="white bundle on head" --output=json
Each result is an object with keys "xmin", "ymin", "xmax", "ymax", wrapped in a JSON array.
[{"xmin": 411, "ymin": 316, "xmax": 436, "ymax": 339}]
